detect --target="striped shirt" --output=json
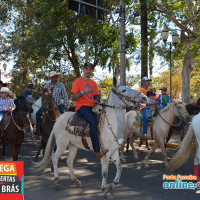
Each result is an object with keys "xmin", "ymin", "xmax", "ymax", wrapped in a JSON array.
[
  {"xmin": 44, "ymin": 81, "xmax": 68, "ymax": 106},
  {"xmin": 0, "ymin": 97, "xmax": 16, "ymax": 111}
]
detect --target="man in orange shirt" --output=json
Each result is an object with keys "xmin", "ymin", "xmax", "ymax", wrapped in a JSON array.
[
  {"xmin": 71, "ymin": 62, "xmax": 108, "ymax": 159},
  {"xmin": 138, "ymin": 76, "xmax": 151, "ymax": 95}
]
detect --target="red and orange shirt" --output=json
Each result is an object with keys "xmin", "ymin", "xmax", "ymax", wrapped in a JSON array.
[
  {"xmin": 138, "ymin": 88, "xmax": 151, "ymax": 110},
  {"xmin": 71, "ymin": 77, "xmax": 99, "ymax": 111}
]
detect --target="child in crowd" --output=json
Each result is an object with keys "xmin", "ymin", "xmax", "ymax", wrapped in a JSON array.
[
  {"xmin": 157, "ymin": 87, "xmax": 171, "ymax": 109},
  {"xmin": 0, "ymin": 87, "xmax": 15, "ymax": 122},
  {"xmin": 141, "ymin": 91, "xmax": 158, "ymax": 138}
]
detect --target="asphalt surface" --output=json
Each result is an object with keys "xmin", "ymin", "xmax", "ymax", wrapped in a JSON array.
[{"xmin": 0, "ymin": 133, "xmax": 200, "ymax": 200}]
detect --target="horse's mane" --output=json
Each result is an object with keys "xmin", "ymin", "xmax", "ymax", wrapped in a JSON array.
[{"xmin": 159, "ymin": 102, "xmax": 172, "ymax": 114}]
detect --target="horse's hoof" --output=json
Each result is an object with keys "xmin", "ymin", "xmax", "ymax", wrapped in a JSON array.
[
  {"xmin": 142, "ymin": 161, "xmax": 148, "ymax": 167},
  {"xmin": 104, "ymin": 192, "xmax": 113, "ymax": 199},
  {"xmin": 54, "ymin": 177, "xmax": 60, "ymax": 190},
  {"xmin": 33, "ymin": 157, "xmax": 38, "ymax": 162},
  {"xmin": 72, "ymin": 179, "xmax": 82, "ymax": 187},
  {"xmin": 134, "ymin": 157, "xmax": 138, "ymax": 161}
]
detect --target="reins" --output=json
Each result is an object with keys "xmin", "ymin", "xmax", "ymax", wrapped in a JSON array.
[
  {"xmin": 158, "ymin": 102, "xmax": 187, "ymax": 127},
  {"xmin": 10, "ymin": 111, "xmax": 25, "ymax": 132}
]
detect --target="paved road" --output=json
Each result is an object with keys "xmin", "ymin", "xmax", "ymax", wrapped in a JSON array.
[{"xmin": 0, "ymin": 134, "xmax": 199, "ymax": 200}]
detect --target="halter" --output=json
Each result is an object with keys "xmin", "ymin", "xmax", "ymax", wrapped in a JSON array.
[{"xmin": 158, "ymin": 101, "xmax": 188, "ymax": 127}]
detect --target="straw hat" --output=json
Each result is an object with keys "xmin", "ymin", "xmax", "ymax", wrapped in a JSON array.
[
  {"xmin": 48, "ymin": 71, "xmax": 63, "ymax": 80},
  {"xmin": 0, "ymin": 87, "xmax": 13, "ymax": 96}
]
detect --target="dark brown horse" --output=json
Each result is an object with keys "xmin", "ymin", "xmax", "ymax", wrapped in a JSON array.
[
  {"xmin": 34, "ymin": 87, "xmax": 60, "ymax": 161},
  {"xmin": 0, "ymin": 96, "xmax": 33, "ymax": 161}
]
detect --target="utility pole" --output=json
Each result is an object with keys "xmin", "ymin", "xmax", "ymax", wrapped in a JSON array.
[
  {"xmin": 120, "ymin": 0, "xmax": 126, "ymax": 86},
  {"xmin": 140, "ymin": 0, "xmax": 148, "ymax": 79}
]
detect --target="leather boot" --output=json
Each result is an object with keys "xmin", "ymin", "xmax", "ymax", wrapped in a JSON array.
[{"xmin": 96, "ymin": 149, "xmax": 109, "ymax": 159}]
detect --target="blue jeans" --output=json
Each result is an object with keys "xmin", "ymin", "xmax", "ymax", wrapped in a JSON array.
[
  {"xmin": 36, "ymin": 104, "xmax": 65, "ymax": 127},
  {"xmin": 0, "ymin": 111, "xmax": 8, "ymax": 122},
  {"xmin": 77, "ymin": 106, "xmax": 100, "ymax": 152},
  {"xmin": 141, "ymin": 108, "xmax": 149, "ymax": 135}
]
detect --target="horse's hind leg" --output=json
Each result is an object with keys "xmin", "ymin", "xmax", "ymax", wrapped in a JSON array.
[
  {"xmin": 2, "ymin": 145, "xmax": 6, "ymax": 156},
  {"xmin": 129, "ymin": 135, "xmax": 138, "ymax": 161},
  {"xmin": 34, "ymin": 144, "xmax": 43, "ymax": 162},
  {"xmin": 67, "ymin": 143, "xmax": 81, "ymax": 186},
  {"xmin": 52, "ymin": 138, "xmax": 69, "ymax": 189}
]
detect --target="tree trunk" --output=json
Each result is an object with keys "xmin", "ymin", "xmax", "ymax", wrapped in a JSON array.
[
  {"xmin": 140, "ymin": 0, "xmax": 148, "ymax": 78},
  {"xmin": 182, "ymin": 49, "xmax": 194, "ymax": 103}
]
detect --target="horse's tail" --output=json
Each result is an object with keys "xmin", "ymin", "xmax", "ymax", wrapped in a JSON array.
[
  {"xmin": 169, "ymin": 124, "xmax": 196, "ymax": 170},
  {"xmin": 34, "ymin": 130, "xmax": 55, "ymax": 172}
]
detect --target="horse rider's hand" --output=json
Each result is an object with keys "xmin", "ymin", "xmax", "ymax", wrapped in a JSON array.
[
  {"xmin": 64, "ymin": 105, "xmax": 68, "ymax": 111},
  {"xmin": 47, "ymin": 87, "xmax": 52, "ymax": 94},
  {"xmin": 93, "ymin": 99, "xmax": 99, "ymax": 104},
  {"xmin": 83, "ymin": 86, "xmax": 91, "ymax": 95},
  {"xmin": 7, "ymin": 106, "xmax": 13, "ymax": 111}
]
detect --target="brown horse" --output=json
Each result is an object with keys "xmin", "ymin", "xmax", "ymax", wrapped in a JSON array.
[
  {"xmin": 0, "ymin": 96, "xmax": 33, "ymax": 161},
  {"xmin": 34, "ymin": 88, "xmax": 60, "ymax": 161}
]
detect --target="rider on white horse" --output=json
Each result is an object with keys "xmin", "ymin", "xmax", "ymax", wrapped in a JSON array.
[{"xmin": 71, "ymin": 62, "xmax": 109, "ymax": 159}]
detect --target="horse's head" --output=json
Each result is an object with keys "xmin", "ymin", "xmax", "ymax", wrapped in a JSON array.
[
  {"xmin": 111, "ymin": 76, "xmax": 147, "ymax": 107},
  {"xmin": 13, "ymin": 96, "xmax": 33, "ymax": 134},
  {"xmin": 172, "ymin": 100, "xmax": 191, "ymax": 123},
  {"xmin": 14, "ymin": 96, "xmax": 33, "ymax": 113},
  {"xmin": 41, "ymin": 87, "xmax": 58, "ymax": 116}
]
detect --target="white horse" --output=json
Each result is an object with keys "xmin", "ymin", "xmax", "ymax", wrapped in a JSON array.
[
  {"xmin": 169, "ymin": 112, "xmax": 200, "ymax": 181},
  {"xmin": 32, "ymin": 98, "xmax": 41, "ymax": 126},
  {"xmin": 34, "ymin": 76, "xmax": 147, "ymax": 198},
  {"xmin": 121, "ymin": 100, "xmax": 190, "ymax": 168}
]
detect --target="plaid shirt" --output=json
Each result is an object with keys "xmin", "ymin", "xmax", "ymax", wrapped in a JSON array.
[
  {"xmin": 45, "ymin": 81, "xmax": 68, "ymax": 106},
  {"xmin": 0, "ymin": 97, "xmax": 16, "ymax": 111}
]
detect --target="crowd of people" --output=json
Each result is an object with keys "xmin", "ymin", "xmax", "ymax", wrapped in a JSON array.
[{"xmin": 0, "ymin": 63, "xmax": 199, "ymax": 159}]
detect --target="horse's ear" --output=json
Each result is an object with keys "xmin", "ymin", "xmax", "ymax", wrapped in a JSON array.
[{"xmin": 113, "ymin": 76, "xmax": 119, "ymax": 88}]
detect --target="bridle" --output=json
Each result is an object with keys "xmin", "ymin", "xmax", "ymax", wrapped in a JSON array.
[
  {"xmin": 158, "ymin": 101, "xmax": 188, "ymax": 127},
  {"xmin": 99, "ymin": 87, "xmax": 142, "ymax": 110},
  {"xmin": 42, "ymin": 94, "xmax": 59, "ymax": 122},
  {"xmin": 10, "ymin": 110, "xmax": 30, "ymax": 132}
]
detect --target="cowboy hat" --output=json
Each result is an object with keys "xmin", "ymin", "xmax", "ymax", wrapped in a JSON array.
[
  {"xmin": 0, "ymin": 87, "xmax": 13, "ymax": 95},
  {"xmin": 48, "ymin": 71, "xmax": 63, "ymax": 80}
]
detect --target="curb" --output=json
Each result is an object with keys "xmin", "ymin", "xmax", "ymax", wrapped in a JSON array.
[{"xmin": 148, "ymin": 141, "xmax": 179, "ymax": 149}]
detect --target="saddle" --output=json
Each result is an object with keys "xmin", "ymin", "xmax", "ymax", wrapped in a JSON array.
[
  {"xmin": 66, "ymin": 107, "xmax": 104, "ymax": 150},
  {"xmin": 133, "ymin": 108, "xmax": 158, "ymax": 139}
]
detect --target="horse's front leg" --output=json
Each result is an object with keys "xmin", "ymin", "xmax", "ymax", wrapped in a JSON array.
[
  {"xmin": 110, "ymin": 150, "xmax": 122, "ymax": 190},
  {"xmin": 158, "ymin": 140, "xmax": 169, "ymax": 168},
  {"xmin": 143, "ymin": 141, "xmax": 158, "ymax": 167},
  {"xmin": 100, "ymin": 154, "xmax": 109, "ymax": 193}
]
